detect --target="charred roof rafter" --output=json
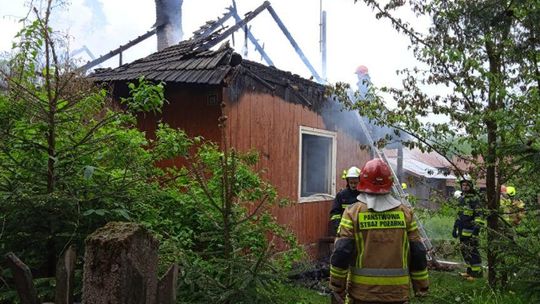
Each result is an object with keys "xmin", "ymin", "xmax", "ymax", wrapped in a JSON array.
[{"xmin": 82, "ymin": 1, "xmax": 323, "ymax": 83}]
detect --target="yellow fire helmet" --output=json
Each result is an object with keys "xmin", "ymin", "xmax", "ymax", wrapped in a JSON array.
[
  {"xmin": 506, "ymin": 186, "xmax": 516, "ymax": 197},
  {"xmin": 345, "ymin": 166, "xmax": 361, "ymax": 179}
]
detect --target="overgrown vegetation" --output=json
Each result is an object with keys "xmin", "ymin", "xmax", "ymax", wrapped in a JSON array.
[
  {"xmin": 149, "ymin": 127, "xmax": 304, "ymax": 303},
  {"xmin": 412, "ymin": 270, "xmax": 535, "ymax": 304},
  {"xmin": 2, "ymin": 0, "xmax": 539, "ymax": 302},
  {"xmin": 0, "ymin": 1, "xmax": 303, "ymax": 303},
  {"xmin": 331, "ymin": 0, "xmax": 540, "ymax": 291}
]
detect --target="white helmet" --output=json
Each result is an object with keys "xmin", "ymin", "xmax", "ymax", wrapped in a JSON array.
[
  {"xmin": 345, "ymin": 166, "xmax": 361, "ymax": 178},
  {"xmin": 458, "ymin": 174, "xmax": 473, "ymax": 184},
  {"xmin": 453, "ymin": 190, "xmax": 462, "ymax": 199}
]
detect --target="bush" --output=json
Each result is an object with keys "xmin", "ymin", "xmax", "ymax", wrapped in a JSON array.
[
  {"xmin": 0, "ymin": 4, "xmax": 303, "ymax": 302},
  {"xmin": 145, "ymin": 134, "xmax": 304, "ymax": 303}
]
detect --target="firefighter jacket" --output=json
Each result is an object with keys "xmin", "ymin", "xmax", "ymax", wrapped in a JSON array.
[
  {"xmin": 329, "ymin": 201, "xmax": 429, "ymax": 302},
  {"xmin": 500, "ymin": 197, "xmax": 525, "ymax": 226},
  {"xmin": 329, "ymin": 187, "xmax": 360, "ymax": 235},
  {"xmin": 455, "ymin": 192, "xmax": 486, "ymax": 237}
]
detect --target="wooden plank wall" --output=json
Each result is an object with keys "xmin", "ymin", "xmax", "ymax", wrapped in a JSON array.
[
  {"xmin": 225, "ymin": 90, "xmax": 369, "ymax": 254},
  {"xmin": 137, "ymin": 85, "xmax": 223, "ymax": 167}
]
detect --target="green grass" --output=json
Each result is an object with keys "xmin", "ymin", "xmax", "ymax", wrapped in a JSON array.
[
  {"xmin": 279, "ymin": 284, "xmax": 329, "ymax": 304},
  {"xmin": 421, "ymin": 215, "xmax": 455, "ymax": 241},
  {"xmin": 411, "ymin": 271, "xmax": 530, "ymax": 304},
  {"xmin": 283, "ymin": 271, "xmax": 532, "ymax": 304},
  {"xmin": 417, "ymin": 212, "xmax": 463, "ymax": 261}
]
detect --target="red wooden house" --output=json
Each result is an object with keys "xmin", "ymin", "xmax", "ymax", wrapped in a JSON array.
[{"xmin": 91, "ymin": 38, "xmax": 370, "ymax": 257}]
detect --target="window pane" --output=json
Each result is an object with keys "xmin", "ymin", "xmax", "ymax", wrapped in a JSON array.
[{"xmin": 301, "ymin": 134, "xmax": 332, "ymax": 197}]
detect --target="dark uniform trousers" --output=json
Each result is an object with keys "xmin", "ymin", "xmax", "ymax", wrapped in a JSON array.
[{"xmin": 460, "ymin": 235, "xmax": 482, "ymax": 275}]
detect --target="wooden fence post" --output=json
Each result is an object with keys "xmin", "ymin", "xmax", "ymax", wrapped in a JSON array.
[
  {"xmin": 157, "ymin": 264, "xmax": 178, "ymax": 304},
  {"xmin": 82, "ymin": 222, "xmax": 159, "ymax": 304},
  {"xmin": 55, "ymin": 245, "xmax": 76, "ymax": 304},
  {"xmin": 4, "ymin": 252, "xmax": 40, "ymax": 304}
]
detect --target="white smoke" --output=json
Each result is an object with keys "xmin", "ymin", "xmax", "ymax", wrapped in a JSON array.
[{"xmin": 155, "ymin": 0, "xmax": 184, "ymax": 50}]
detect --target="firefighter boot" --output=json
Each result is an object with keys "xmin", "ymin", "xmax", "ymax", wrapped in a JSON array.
[{"xmin": 459, "ymin": 268, "xmax": 471, "ymax": 278}]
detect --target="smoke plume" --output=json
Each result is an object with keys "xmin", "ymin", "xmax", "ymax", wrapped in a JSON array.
[{"xmin": 155, "ymin": 0, "xmax": 184, "ymax": 50}]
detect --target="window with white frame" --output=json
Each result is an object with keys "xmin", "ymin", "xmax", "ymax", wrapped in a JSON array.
[{"xmin": 299, "ymin": 126, "xmax": 337, "ymax": 202}]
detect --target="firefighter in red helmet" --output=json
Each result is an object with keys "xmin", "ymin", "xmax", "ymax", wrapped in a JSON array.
[
  {"xmin": 355, "ymin": 65, "xmax": 371, "ymax": 100},
  {"xmin": 329, "ymin": 158, "xmax": 429, "ymax": 303}
]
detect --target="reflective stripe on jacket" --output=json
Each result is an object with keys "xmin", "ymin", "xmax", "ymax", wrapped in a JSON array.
[{"xmin": 456, "ymin": 192, "xmax": 485, "ymax": 237}]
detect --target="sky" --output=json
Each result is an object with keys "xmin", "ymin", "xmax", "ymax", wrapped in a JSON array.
[{"xmin": 0, "ymin": 0, "xmax": 426, "ymax": 90}]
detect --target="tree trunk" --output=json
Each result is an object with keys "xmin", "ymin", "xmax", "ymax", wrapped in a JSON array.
[
  {"xmin": 485, "ymin": 34, "xmax": 503, "ymax": 287},
  {"xmin": 485, "ymin": 121, "xmax": 498, "ymax": 287},
  {"xmin": 43, "ymin": 0, "xmax": 59, "ymax": 277}
]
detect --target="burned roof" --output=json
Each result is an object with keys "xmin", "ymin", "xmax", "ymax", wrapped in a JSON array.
[
  {"xmin": 229, "ymin": 59, "xmax": 326, "ymax": 109},
  {"xmin": 90, "ymin": 38, "xmax": 327, "ymax": 109},
  {"xmin": 90, "ymin": 37, "xmax": 235, "ymax": 85}
]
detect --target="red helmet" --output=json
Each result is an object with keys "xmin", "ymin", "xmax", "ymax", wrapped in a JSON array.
[
  {"xmin": 355, "ymin": 65, "xmax": 369, "ymax": 75},
  {"xmin": 358, "ymin": 158, "xmax": 393, "ymax": 194}
]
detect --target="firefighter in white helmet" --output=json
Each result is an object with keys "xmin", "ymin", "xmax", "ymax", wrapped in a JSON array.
[
  {"xmin": 452, "ymin": 175, "xmax": 486, "ymax": 278},
  {"xmin": 329, "ymin": 166, "xmax": 361, "ymax": 235}
]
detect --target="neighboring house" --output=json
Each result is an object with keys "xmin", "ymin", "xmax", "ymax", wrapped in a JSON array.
[
  {"xmin": 91, "ymin": 38, "xmax": 370, "ymax": 257},
  {"xmin": 452, "ymin": 156, "xmax": 487, "ymax": 191},
  {"xmin": 386, "ymin": 148, "xmax": 456, "ymax": 209}
]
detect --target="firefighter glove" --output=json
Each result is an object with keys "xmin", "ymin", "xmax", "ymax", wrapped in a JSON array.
[{"xmin": 452, "ymin": 219, "xmax": 460, "ymax": 238}]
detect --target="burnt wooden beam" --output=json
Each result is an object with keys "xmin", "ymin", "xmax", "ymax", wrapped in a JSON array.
[
  {"xmin": 4, "ymin": 252, "xmax": 40, "ymax": 304},
  {"xmin": 287, "ymin": 82, "xmax": 312, "ymax": 106},
  {"xmin": 200, "ymin": 1, "xmax": 271, "ymax": 51},
  {"xmin": 79, "ymin": 26, "xmax": 160, "ymax": 71},
  {"xmin": 266, "ymin": 5, "xmax": 322, "ymax": 83},
  {"xmin": 243, "ymin": 67, "xmax": 275, "ymax": 91},
  {"xmin": 229, "ymin": 9, "xmax": 274, "ymax": 66},
  {"xmin": 197, "ymin": 9, "xmax": 234, "ymax": 38}
]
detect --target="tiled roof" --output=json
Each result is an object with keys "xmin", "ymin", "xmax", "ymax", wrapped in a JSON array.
[{"xmin": 90, "ymin": 38, "xmax": 235, "ymax": 85}]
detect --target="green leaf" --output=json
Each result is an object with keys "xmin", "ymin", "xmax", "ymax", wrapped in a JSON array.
[{"xmin": 115, "ymin": 208, "xmax": 131, "ymax": 220}]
